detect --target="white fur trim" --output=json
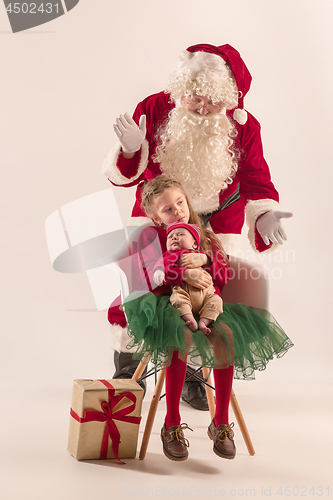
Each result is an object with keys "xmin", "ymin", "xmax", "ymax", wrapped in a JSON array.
[
  {"xmin": 110, "ymin": 323, "xmax": 136, "ymax": 353},
  {"xmin": 179, "ymin": 50, "xmax": 231, "ymax": 80},
  {"xmin": 101, "ymin": 139, "xmax": 149, "ymax": 186},
  {"xmin": 245, "ymin": 199, "xmax": 280, "ymax": 251},
  {"xmin": 233, "ymin": 108, "xmax": 248, "ymax": 125},
  {"xmin": 216, "ymin": 233, "xmax": 243, "ymax": 257}
]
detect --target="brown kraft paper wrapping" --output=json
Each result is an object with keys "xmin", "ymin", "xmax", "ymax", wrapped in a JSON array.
[{"xmin": 67, "ymin": 379, "xmax": 143, "ymax": 461}]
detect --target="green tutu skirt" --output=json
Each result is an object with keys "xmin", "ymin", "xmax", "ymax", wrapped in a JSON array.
[{"xmin": 121, "ymin": 291, "xmax": 293, "ymax": 380}]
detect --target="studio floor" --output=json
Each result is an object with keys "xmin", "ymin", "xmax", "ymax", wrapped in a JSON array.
[{"xmin": 2, "ymin": 374, "xmax": 332, "ymax": 500}]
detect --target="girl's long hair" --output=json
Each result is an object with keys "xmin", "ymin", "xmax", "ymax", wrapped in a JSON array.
[{"xmin": 141, "ymin": 175, "xmax": 227, "ymax": 260}]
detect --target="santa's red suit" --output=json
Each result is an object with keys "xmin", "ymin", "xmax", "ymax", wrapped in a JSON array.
[
  {"xmin": 102, "ymin": 45, "xmax": 281, "ymax": 256},
  {"xmin": 102, "ymin": 44, "xmax": 282, "ymax": 352},
  {"xmin": 103, "ymin": 92, "xmax": 279, "ymax": 254}
]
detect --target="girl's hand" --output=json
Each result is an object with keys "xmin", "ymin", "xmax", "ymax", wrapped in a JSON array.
[
  {"xmin": 178, "ymin": 252, "xmax": 209, "ymax": 269},
  {"xmin": 182, "ymin": 268, "xmax": 212, "ymax": 289}
]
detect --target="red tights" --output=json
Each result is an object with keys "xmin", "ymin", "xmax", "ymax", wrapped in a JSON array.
[
  {"xmin": 164, "ymin": 351, "xmax": 234, "ymax": 429},
  {"xmin": 213, "ymin": 364, "xmax": 234, "ymax": 427}
]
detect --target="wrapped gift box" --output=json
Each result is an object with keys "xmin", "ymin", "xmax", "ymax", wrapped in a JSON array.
[{"xmin": 67, "ymin": 379, "xmax": 143, "ymax": 462}]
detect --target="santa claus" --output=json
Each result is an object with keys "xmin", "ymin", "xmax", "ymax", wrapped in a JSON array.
[{"xmin": 102, "ymin": 43, "xmax": 292, "ymax": 408}]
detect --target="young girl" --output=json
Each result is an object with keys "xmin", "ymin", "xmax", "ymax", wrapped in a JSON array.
[{"xmin": 121, "ymin": 175, "xmax": 293, "ymax": 462}]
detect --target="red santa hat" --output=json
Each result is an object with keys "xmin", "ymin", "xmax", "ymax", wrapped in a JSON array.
[
  {"xmin": 166, "ymin": 222, "xmax": 201, "ymax": 249},
  {"xmin": 179, "ymin": 43, "xmax": 252, "ymax": 125}
]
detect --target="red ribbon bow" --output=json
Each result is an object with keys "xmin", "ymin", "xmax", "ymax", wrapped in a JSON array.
[{"xmin": 70, "ymin": 379, "xmax": 141, "ymax": 464}]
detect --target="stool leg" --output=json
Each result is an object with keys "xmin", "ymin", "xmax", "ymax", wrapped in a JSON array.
[
  {"xmin": 201, "ymin": 367, "xmax": 216, "ymax": 421},
  {"xmin": 230, "ymin": 389, "xmax": 255, "ymax": 456},
  {"xmin": 132, "ymin": 355, "xmax": 150, "ymax": 382},
  {"xmin": 139, "ymin": 368, "xmax": 166, "ymax": 459}
]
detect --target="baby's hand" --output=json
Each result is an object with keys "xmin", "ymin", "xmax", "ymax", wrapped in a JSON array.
[{"xmin": 153, "ymin": 269, "xmax": 165, "ymax": 286}]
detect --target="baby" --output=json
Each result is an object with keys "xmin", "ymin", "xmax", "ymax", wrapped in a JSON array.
[{"xmin": 153, "ymin": 222, "xmax": 223, "ymax": 335}]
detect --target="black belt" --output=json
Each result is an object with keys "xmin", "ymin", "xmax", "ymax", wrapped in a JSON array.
[{"xmin": 199, "ymin": 185, "xmax": 241, "ymax": 228}]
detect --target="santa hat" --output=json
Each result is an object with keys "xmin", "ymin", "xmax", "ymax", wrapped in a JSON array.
[
  {"xmin": 166, "ymin": 222, "xmax": 201, "ymax": 249},
  {"xmin": 178, "ymin": 43, "xmax": 252, "ymax": 125}
]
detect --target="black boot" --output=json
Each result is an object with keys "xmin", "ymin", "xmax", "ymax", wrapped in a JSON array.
[
  {"xmin": 113, "ymin": 351, "xmax": 147, "ymax": 397},
  {"xmin": 181, "ymin": 366, "xmax": 210, "ymax": 411}
]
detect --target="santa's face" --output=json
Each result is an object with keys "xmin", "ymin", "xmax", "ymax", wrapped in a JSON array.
[
  {"xmin": 181, "ymin": 94, "xmax": 225, "ymax": 116},
  {"xmin": 152, "ymin": 187, "xmax": 190, "ymax": 227},
  {"xmin": 166, "ymin": 228, "xmax": 197, "ymax": 252}
]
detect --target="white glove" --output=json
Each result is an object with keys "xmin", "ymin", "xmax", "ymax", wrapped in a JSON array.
[
  {"xmin": 153, "ymin": 269, "xmax": 165, "ymax": 286},
  {"xmin": 113, "ymin": 112, "xmax": 146, "ymax": 153},
  {"xmin": 256, "ymin": 210, "xmax": 293, "ymax": 245}
]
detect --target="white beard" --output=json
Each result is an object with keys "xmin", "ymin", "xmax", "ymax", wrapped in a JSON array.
[{"xmin": 154, "ymin": 107, "xmax": 238, "ymax": 214}]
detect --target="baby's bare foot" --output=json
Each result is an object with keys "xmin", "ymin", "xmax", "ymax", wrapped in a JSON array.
[
  {"xmin": 185, "ymin": 319, "xmax": 198, "ymax": 332},
  {"xmin": 199, "ymin": 318, "xmax": 213, "ymax": 335},
  {"xmin": 181, "ymin": 314, "xmax": 198, "ymax": 332}
]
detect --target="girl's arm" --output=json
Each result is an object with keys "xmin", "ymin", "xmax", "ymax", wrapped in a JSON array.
[
  {"xmin": 204, "ymin": 250, "xmax": 231, "ymax": 290},
  {"xmin": 163, "ymin": 250, "xmax": 213, "ymax": 289},
  {"xmin": 182, "ymin": 268, "xmax": 213, "ymax": 289},
  {"xmin": 162, "ymin": 263, "xmax": 213, "ymax": 289},
  {"xmin": 136, "ymin": 227, "xmax": 183, "ymax": 291}
]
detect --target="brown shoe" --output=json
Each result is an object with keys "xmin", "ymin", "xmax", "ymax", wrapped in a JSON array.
[
  {"xmin": 161, "ymin": 423, "xmax": 193, "ymax": 461},
  {"xmin": 207, "ymin": 420, "xmax": 236, "ymax": 459}
]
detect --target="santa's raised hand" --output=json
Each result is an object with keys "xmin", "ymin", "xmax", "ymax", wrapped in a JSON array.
[
  {"xmin": 113, "ymin": 112, "xmax": 146, "ymax": 154},
  {"xmin": 256, "ymin": 210, "xmax": 293, "ymax": 246}
]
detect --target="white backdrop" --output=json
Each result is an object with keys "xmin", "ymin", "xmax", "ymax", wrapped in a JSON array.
[
  {"xmin": 1, "ymin": 0, "xmax": 332, "ymax": 389},
  {"xmin": 1, "ymin": 1, "xmax": 333, "ymax": 498},
  {"xmin": 0, "ymin": 0, "xmax": 333, "ymax": 416}
]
